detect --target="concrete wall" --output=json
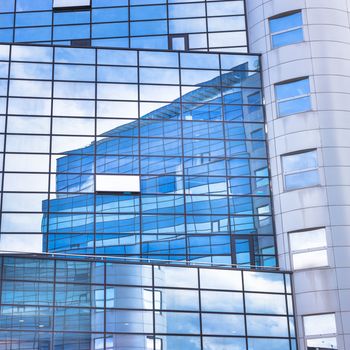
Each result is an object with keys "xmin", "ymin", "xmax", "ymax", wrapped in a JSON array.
[{"xmin": 246, "ymin": 1, "xmax": 350, "ymax": 349}]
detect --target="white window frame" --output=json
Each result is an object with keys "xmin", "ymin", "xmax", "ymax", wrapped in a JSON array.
[
  {"xmin": 289, "ymin": 228, "xmax": 328, "ymax": 270},
  {"xmin": 269, "ymin": 11, "xmax": 304, "ymax": 49}
]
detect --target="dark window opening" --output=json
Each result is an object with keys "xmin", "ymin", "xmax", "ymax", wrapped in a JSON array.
[
  {"xmin": 71, "ymin": 38, "xmax": 91, "ymax": 47},
  {"xmin": 169, "ymin": 34, "xmax": 189, "ymax": 51}
]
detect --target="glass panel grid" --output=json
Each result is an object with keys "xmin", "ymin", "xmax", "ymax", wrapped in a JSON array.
[
  {"xmin": 0, "ymin": 255, "xmax": 297, "ymax": 348},
  {"xmin": 0, "ymin": 1, "xmax": 248, "ymax": 52},
  {"xmin": 0, "ymin": 44, "xmax": 275, "ymax": 268}
]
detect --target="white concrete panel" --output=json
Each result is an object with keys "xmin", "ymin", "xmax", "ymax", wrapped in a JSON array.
[
  {"xmin": 293, "ymin": 269, "xmax": 338, "ymax": 292},
  {"xmin": 295, "ymin": 291, "xmax": 340, "ymax": 314},
  {"xmin": 96, "ymin": 175, "xmax": 140, "ymax": 193},
  {"xmin": 279, "ymin": 187, "xmax": 327, "ymax": 213},
  {"xmin": 53, "ymin": 0, "xmax": 91, "ymax": 8}
]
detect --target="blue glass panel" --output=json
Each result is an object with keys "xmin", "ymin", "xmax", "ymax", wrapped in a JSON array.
[
  {"xmin": 55, "ymin": 47, "xmax": 95, "ymax": 64},
  {"xmin": 92, "ymin": 7, "xmax": 128, "ymax": 23},
  {"xmin": 269, "ymin": 12, "xmax": 303, "ymax": 33},
  {"xmin": 47, "ymin": 234, "xmax": 94, "ymax": 254},
  {"xmin": 93, "ymin": 0, "xmax": 128, "ymax": 6},
  {"xmin": 142, "ymin": 195, "xmax": 184, "ymax": 214},
  {"xmin": 278, "ymin": 95, "xmax": 311, "ymax": 116},
  {"xmin": 0, "ymin": 14, "xmax": 13, "ymax": 28},
  {"xmin": 93, "ymin": 37, "xmax": 129, "ymax": 48},
  {"xmin": 0, "ymin": 0, "xmax": 14, "ymax": 13},
  {"xmin": 131, "ymin": 20, "xmax": 167, "ymax": 36},
  {"xmin": 285, "ymin": 169, "xmax": 320, "ymax": 190},
  {"xmin": 15, "ymin": 27, "xmax": 51, "ymax": 42},
  {"xmin": 0, "ymin": 29, "xmax": 13, "ymax": 42},
  {"xmin": 16, "ymin": 0, "xmax": 52, "ymax": 11},
  {"xmin": 131, "ymin": 5, "xmax": 167, "ymax": 20},
  {"xmin": 96, "ymin": 233, "xmax": 140, "ymax": 255},
  {"xmin": 142, "ymin": 215, "xmax": 185, "ymax": 234},
  {"xmin": 16, "ymin": 11, "xmax": 52, "ymax": 27},
  {"xmin": 96, "ymin": 213, "xmax": 140, "ymax": 234},
  {"xmin": 132, "ymin": 35, "xmax": 169, "ymax": 50},
  {"xmin": 156, "ymin": 312, "xmax": 200, "ymax": 334},
  {"xmin": 53, "ymin": 25, "xmax": 90, "ymax": 41},
  {"xmin": 141, "ymin": 175, "xmax": 183, "ymax": 194},
  {"xmin": 54, "ymin": 11, "xmax": 90, "ymax": 25},
  {"xmin": 275, "ymin": 78, "xmax": 309, "ymax": 100},
  {"xmin": 3, "ymin": 257, "xmax": 54, "ymax": 281},
  {"xmin": 272, "ymin": 28, "xmax": 303, "ymax": 48},
  {"xmin": 92, "ymin": 22, "xmax": 129, "ymax": 39}
]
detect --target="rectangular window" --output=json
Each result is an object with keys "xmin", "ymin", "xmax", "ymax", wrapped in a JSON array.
[
  {"xmin": 275, "ymin": 77, "xmax": 311, "ymax": 117},
  {"xmin": 303, "ymin": 313, "xmax": 337, "ymax": 350},
  {"xmin": 257, "ymin": 205, "xmax": 270, "ymax": 227},
  {"xmin": 169, "ymin": 34, "xmax": 189, "ymax": 51},
  {"xmin": 53, "ymin": 0, "xmax": 91, "ymax": 9},
  {"xmin": 95, "ymin": 175, "xmax": 140, "ymax": 193},
  {"xmin": 269, "ymin": 11, "xmax": 303, "ymax": 48},
  {"xmin": 290, "ymin": 228, "xmax": 328, "ymax": 270},
  {"xmin": 282, "ymin": 150, "xmax": 319, "ymax": 190}
]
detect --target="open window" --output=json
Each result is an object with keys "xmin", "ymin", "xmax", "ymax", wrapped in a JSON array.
[{"xmin": 169, "ymin": 34, "xmax": 189, "ymax": 51}]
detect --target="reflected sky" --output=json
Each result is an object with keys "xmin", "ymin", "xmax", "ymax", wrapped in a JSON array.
[{"xmin": 0, "ymin": 45, "xmax": 273, "ymax": 267}]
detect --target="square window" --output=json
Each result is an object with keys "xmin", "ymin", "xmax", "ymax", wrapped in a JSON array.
[
  {"xmin": 169, "ymin": 34, "xmax": 189, "ymax": 51},
  {"xmin": 269, "ymin": 11, "xmax": 303, "ymax": 48},
  {"xmin": 282, "ymin": 150, "xmax": 319, "ymax": 190},
  {"xmin": 275, "ymin": 77, "xmax": 311, "ymax": 117}
]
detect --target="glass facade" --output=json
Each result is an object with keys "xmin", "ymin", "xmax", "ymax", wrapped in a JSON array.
[
  {"xmin": 0, "ymin": 3, "xmax": 301, "ymax": 349},
  {"xmin": 0, "ymin": 43, "xmax": 276, "ymax": 267},
  {"xmin": 0, "ymin": 254, "xmax": 297, "ymax": 349},
  {"xmin": 0, "ymin": 0, "xmax": 248, "ymax": 52}
]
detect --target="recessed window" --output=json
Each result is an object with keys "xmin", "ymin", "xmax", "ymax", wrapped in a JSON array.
[
  {"xmin": 146, "ymin": 336, "xmax": 162, "ymax": 350},
  {"xmin": 275, "ymin": 77, "xmax": 311, "ymax": 117},
  {"xmin": 95, "ymin": 175, "xmax": 140, "ymax": 193},
  {"xmin": 282, "ymin": 150, "xmax": 319, "ymax": 190},
  {"xmin": 269, "ymin": 11, "xmax": 303, "ymax": 48},
  {"xmin": 303, "ymin": 313, "xmax": 337, "ymax": 350},
  {"xmin": 169, "ymin": 34, "xmax": 189, "ymax": 51},
  {"xmin": 71, "ymin": 39, "xmax": 91, "ymax": 47},
  {"xmin": 53, "ymin": 0, "xmax": 91, "ymax": 10}
]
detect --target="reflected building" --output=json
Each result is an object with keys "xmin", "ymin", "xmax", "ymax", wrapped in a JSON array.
[
  {"xmin": 0, "ymin": 254, "xmax": 297, "ymax": 349},
  {"xmin": 40, "ymin": 57, "xmax": 275, "ymax": 267}
]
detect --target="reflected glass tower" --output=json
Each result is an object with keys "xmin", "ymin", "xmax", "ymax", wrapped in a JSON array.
[{"xmin": 0, "ymin": 0, "xmax": 302, "ymax": 349}]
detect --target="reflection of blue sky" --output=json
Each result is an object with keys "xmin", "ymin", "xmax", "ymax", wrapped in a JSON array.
[{"xmin": 0, "ymin": 46, "xmax": 267, "ymax": 260}]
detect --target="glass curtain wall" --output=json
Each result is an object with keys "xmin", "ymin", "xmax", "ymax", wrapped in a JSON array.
[
  {"xmin": 0, "ymin": 0, "xmax": 248, "ymax": 52},
  {"xmin": 0, "ymin": 255, "xmax": 297, "ymax": 350},
  {"xmin": 0, "ymin": 44, "xmax": 275, "ymax": 267}
]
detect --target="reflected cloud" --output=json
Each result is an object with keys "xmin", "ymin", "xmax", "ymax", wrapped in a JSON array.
[{"xmin": 0, "ymin": 234, "xmax": 42, "ymax": 253}]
